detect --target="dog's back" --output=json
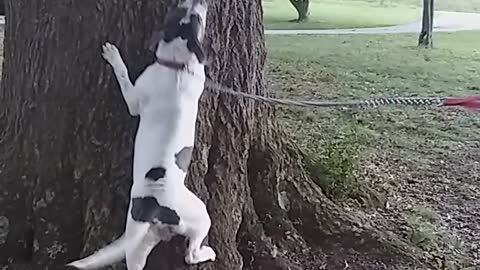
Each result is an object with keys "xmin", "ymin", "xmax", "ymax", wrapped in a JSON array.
[
  {"xmin": 130, "ymin": 0, "xmax": 208, "ymax": 195},
  {"xmin": 130, "ymin": 44, "xmax": 206, "ymax": 198}
]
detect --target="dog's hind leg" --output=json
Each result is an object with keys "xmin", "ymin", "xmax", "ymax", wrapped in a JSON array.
[
  {"xmin": 124, "ymin": 221, "xmax": 167, "ymax": 270},
  {"xmin": 184, "ymin": 213, "xmax": 216, "ymax": 264},
  {"xmin": 101, "ymin": 42, "xmax": 140, "ymax": 116},
  {"xmin": 181, "ymin": 193, "xmax": 216, "ymax": 265},
  {"xmin": 66, "ymin": 234, "xmax": 127, "ymax": 269}
]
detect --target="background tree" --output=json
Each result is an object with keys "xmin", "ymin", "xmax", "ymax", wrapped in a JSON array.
[
  {"xmin": 289, "ymin": 0, "xmax": 310, "ymax": 22},
  {"xmin": 418, "ymin": 0, "xmax": 434, "ymax": 47},
  {"xmin": 0, "ymin": 0, "xmax": 429, "ymax": 269}
]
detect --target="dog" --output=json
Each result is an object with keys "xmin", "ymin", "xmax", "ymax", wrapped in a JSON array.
[{"xmin": 66, "ymin": 0, "xmax": 215, "ymax": 269}]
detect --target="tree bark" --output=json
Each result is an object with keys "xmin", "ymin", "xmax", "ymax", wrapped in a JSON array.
[
  {"xmin": 0, "ymin": 0, "xmax": 428, "ymax": 270},
  {"xmin": 418, "ymin": 0, "xmax": 434, "ymax": 47},
  {"xmin": 289, "ymin": 0, "xmax": 310, "ymax": 22}
]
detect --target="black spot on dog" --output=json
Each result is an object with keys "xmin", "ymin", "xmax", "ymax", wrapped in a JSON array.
[
  {"xmin": 145, "ymin": 167, "xmax": 166, "ymax": 181},
  {"xmin": 131, "ymin": 197, "xmax": 180, "ymax": 225},
  {"xmin": 174, "ymin": 146, "xmax": 193, "ymax": 172}
]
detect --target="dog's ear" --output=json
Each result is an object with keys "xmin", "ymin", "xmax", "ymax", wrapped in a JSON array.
[
  {"xmin": 188, "ymin": 14, "xmax": 206, "ymax": 63},
  {"xmin": 204, "ymin": 61, "xmax": 212, "ymax": 80},
  {"xmin": 164, "ymin": 6, "xmax": 188, "ymax": 27},
  {"xmin": 187, "ymin": 37, "xmax": 206, "ymax": 63},
  {"xmin": 146, "ymin": 31, "xmax": 164, "ymax": 53},
  {"xmin": 163, "ymin": 7, "xmax": 187, "ymax": 43}
]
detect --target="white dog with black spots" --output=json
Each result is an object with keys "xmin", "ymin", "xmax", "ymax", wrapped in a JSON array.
[{"xmin": 66, "ymin": 0, "xmax": 215, "ymax": 269}]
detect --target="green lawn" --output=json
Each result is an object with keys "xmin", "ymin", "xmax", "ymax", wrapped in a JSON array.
[
  {"xmin": 267, "ymin": 32, "xmax": 480, "ymax": 163},
  {"xmin": 263, "ymin": 0, "xmax": 480, "ymax": 30},
  {"xmin": 263, "ymin": 0, "xmax": 421, "ymax": 29},
  {"xmin": 267, "ymin": 33, "xmax": 480, "ymax": 98},
  {"xmin": 266, "ymin": 32, "xmax": 480, "ymax": 267},
  {"xmin": 394, "ymin": 0, "xmax": 480, "ymax": 12}
]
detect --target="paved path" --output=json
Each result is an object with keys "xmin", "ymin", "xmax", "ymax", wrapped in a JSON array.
[{"xmin": 265, "ymin": 11, "xmax": 480, "ymax": 35}]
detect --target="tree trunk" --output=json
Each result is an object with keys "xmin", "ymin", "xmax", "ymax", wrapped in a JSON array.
[
  {"xmin": 0, "ymin": 0, "xmax": 428, "ymax": 270},
  {"xmin": 418, "ymin": 0, "xmax": 434, "ymax": 47},
  {"xmin": 289, "ymin": 0, "xmax": 310, "ymax": 22}
]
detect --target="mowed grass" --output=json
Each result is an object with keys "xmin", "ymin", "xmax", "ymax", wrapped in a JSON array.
[
  {"xmin": 263, "ymin": 0, "xmax": 421, "ymax": 30},
  {"xmin": 267, "ymin": 32, "xmax": 480, "ymax": 98},
  {"xmin": 263, "ymin": 0, "xmax": 480, "ymax": 30},
  {"xmin": 391, "ymin": 0, "xmax": 480, "ymax": 12},
  {"xmin": 266, "ymin": 32, "xmax": 480, "ymax": 168},
  {"xmin": 266, "ymin": 32, "xmax": 480, "ymax": 266}
]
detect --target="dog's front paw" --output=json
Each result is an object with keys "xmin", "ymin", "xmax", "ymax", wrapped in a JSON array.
[{"xmin": 102, "ymin": 42, "xmax": 122, "ymax": 65}]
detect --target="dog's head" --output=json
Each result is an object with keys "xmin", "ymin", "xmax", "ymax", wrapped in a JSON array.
[{"xmin": 148, "ymin": 0, "xmax": 208, "ymax": 63}]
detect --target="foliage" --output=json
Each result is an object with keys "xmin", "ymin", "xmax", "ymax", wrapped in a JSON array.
[
  {"xmin": 404, "ymin": 205, "xmax": 441, "ymax": 250},
  {"xmin": 402, "ymin": 206, "xmax": 470, "ymax": 269},
  {"xmin": 303, "ymin": 124, "xmax": 370, "ymax": 202}
]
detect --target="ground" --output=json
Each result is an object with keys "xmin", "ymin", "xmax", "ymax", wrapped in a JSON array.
[
  {"xmin": 263, "ymin": 0, "xmax": 480, "ymax": 30},
  {"xmin": 267, "ymin": 32, "xmax": 480, "ymax": 269}
]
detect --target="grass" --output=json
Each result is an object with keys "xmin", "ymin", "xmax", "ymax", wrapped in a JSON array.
[
  {"xmin": 266, "ymin": 32, "xmax": 480, "ymax": 267},
  {"xmin": 263, "ymin": 0, "xmax": 480, "ymax": 30},
  {"xmin": 267, "ymin": 32, "xmax": 480, "ymax": 156},
  {"xmin": 263, "ymin": 0, "xmax": 421, "ymax": 30},
  {"xmin": 391, "ymin": 0, "xmax": 480, "ymax": 12},
  {"xmin": 402, "ymin": 205, "xmax": 469, "ymax": 269},
  {"xmin": 267, "ymin": 32, "xmax": 480, "ymax": 97}
]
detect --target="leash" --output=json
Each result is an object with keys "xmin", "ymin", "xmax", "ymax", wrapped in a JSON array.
[
  {"xmin": 154, "ymin": 57, "xmax": 480, "ymax": 111},
  {"xmin": 205, "ymin": 79, "xmax": 480, "ymax": 110}
]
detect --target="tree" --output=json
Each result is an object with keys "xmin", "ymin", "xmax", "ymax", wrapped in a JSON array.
[
  {"xmin": 289, "ymin": 0, "xmax": 310, "ymax": 22},
  {"xmin": 418, "ymin": 0, "xmax": 434, "ymax": 47},
  {"xmin": 0, "ymin": 0, "xmax": 428, "ymax": 269}
]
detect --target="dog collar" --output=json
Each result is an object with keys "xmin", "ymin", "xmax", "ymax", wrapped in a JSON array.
[{"xmin": 155, "ymin": 57, "xmax": 187, "ymax": 71}]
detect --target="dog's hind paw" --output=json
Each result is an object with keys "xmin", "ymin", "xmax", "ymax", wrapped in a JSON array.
[
  {"xmin": 102, "ymin": 42, "xmax": 122, "ymax": 65},
  {"xmin": 200, "ymin": 246, "xmax": 216, "ymax": 262},
  {"xmin": 185, "ymin": 246, "xmax": 216, "ymax": 265}
]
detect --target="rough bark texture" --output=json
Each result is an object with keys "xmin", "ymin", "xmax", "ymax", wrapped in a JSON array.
[
  {"xmin": 418, "ymin": 0, "xmax": 434, "ymax": 47},
  {"xmin": 0, "ymin": 0, "xmax": 427, "ymax": 270},
  {"xmin": 288, "ymin": 0, "xmax": 310, "ymax": 22}
]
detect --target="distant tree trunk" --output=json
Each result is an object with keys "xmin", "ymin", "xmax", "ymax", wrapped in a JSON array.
[
  {"xmin": 0, "ymin": 0, "xmax": 428, "ymax": 270},
  {"xmin": 418, "ymin": 0, "xmax": 434, "ymax": 47},
  {"xmin": 289, "ymin": 0, "xmax": 310, "ymax": 22}
]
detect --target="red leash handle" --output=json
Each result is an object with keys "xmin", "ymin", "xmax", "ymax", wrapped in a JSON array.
[{"xmin": 442, "ymin": 96, "xmax": 480, "ymax": 110}]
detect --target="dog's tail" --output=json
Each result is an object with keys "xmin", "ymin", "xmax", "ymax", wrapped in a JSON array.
[{"xmin": 66, "ymin": 234, "xmax": 127, "ymax": 269}]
